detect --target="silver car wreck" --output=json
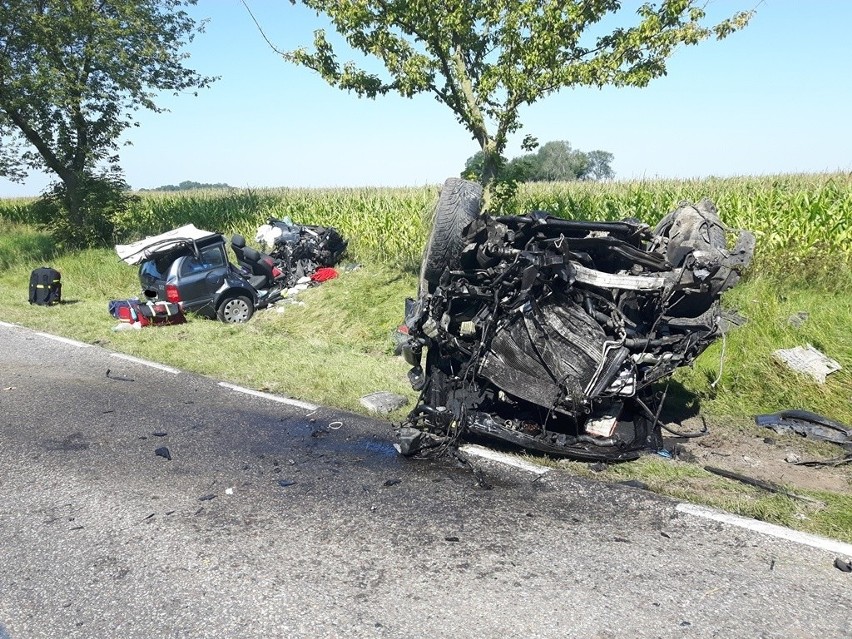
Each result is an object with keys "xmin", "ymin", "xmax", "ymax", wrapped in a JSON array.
[{"xmin": 398, "ymin": 178, "xmax": 755, "ymax": 461}]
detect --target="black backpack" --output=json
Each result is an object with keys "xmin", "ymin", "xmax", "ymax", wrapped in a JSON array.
[{"xmin": 29, "ymin": 267, "xmax": 62, "ymax": 306}]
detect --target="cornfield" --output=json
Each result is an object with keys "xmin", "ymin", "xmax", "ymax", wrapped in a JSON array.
[{"xmin": 2, "ymin": 173, "xmax": 851, "ymax": 269}]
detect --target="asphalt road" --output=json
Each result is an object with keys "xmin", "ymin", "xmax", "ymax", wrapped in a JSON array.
[{"xmin": 0, "ymin": 324, "xmax": 849, "ymax": 638}]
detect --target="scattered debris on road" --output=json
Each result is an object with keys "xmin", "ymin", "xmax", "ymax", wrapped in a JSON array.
[
  {"xmin": 105, "ymin": 369, "xmax": 134, "ymax": 382},
  {"xmin": 154, "ymin": 446, "xmax": 172, "ymax": 461}
]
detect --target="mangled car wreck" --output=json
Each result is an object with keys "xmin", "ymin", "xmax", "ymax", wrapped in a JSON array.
[
  {"xmin": 398, "ymin": 178, "xmax": 755, "ymax": 461},
  {"xmin": 114, "ymin": 220, "xmax": 346, "ymax": 324}
]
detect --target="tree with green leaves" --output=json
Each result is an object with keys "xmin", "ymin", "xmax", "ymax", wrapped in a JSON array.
[
  {"xmin": 585, "ymin": 150, "xmax": 615, "ymax": 181},
  {"xmin": 463, "ymin": 140, "xmax": 614, "ymax": 182},
  {"xmin": 284, "ymin": 0, "xmax": 751, "ymax": 203},
  {"xmin": 0, "ymin": 0, "xmax": 214, "ymax": 246}
]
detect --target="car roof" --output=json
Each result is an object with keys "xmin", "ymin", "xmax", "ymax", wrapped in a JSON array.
[{"xmin": 115, "ymin": 224, "xmax": 222, "ymax": 265}]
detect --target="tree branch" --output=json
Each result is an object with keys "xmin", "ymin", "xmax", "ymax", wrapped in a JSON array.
[
  {"xmin": 240, "ymin": 0, "xmax": 287, "ymax": 56},
  {"xmin": 5, "ymin": 108, "xmax": 70, "ymax": 181}
]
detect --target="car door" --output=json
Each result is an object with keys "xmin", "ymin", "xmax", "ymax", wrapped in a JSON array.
[{"xmin": 175, "ymin": 244, "xmax": 229, "ymax": 315}]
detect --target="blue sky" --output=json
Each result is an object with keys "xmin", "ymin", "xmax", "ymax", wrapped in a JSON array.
[{"xmin": 2, "ymin": 0, "xmax": 851, "ymax": 196}]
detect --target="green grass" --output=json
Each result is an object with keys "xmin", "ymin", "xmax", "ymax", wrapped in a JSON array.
[{"xmin": 675, "ymin": 265, "xmax": 852, "ymax": 426}]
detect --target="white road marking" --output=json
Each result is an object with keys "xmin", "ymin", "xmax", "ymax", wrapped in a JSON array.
[
  {"xmin": 0, "ymin": 321, "xmax": 20, "ymax": 328},
  {"xmin": 218, "ymin": 382, "xmax": 319, "ymax": 411},
  {"xmin": 111, "ymin": 353, "xmax": 180, "ymax": 374},
  {"xmin": 34, "ymin": 332, "xmax": 90, "ymax": 348},
  {"xmin": 676, "ymin": 502, "xmax": 852, "ymax": 556},
  {"xmin": 459, "ymin": 444, "xmax": 550, "ymax": 476}
]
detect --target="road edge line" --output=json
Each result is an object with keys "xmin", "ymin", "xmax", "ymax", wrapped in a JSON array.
[
  {"xmin": 34, "ymin": 332, "xmax": 91, "ymax": 348},
  {"xmin": 460, "ymin": 444, "xmax": 550, "ymax": 476},
  {"xmin": 218, "ymin": 382, "xmax": 319, "ymax": 411},
  {"xmin": 111, "ymin": 353, "xmax": 180, "ymax": 374},
  {"xmin": 676, "ymin": 502, "xmax": 852, "ymax": 556}
]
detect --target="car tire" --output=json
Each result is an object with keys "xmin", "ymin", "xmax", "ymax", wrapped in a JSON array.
[
  {"xmin": 654, "ymin": 198, "xmax": 726, "ymax": 263},
  {"xmin": 217, "ymin": 295, "xmax": 254, "ymax": 323},
  {"xmin": 420, "ymin": 177, "xmax": 483, "ymax": 292}
]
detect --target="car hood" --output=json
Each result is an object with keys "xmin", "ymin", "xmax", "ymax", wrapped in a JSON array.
[{"xmin": 115, "ymin": 224, "xmax": 219, "ymax": 265}]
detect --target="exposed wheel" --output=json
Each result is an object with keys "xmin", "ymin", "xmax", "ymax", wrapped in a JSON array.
[
  {"xmin": 655, "ymin": 199, "xmax": 728, "ymax": 319},
  {"xmin": 654, "ymin": 198, "xmax": 726, "ymax": 266},
  {"xmin": 420, "ymin": 177, "xmax": 483, "ymax": 293},
  {"xmin": 217, "ymin": 295, "xmax": 254, "ymax": 323}
]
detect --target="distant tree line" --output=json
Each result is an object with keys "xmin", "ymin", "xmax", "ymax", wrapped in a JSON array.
[
  {"xmin": 463, "ymin": 140, "xmax": 614, "ymax": 183},
  {"xmin": 140, "ymin": 180, "xmax": 233, "ymax": 192}
]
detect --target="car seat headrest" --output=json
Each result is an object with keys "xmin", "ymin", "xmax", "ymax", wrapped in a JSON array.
[{"xmin": 232, "ymin": 234, "xmax": 246, "ymax": 248}]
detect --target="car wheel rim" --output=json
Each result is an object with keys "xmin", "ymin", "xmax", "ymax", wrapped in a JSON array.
[{"xmin": 223, "ymin": 299, "xmax": 250, "ymax": 322}]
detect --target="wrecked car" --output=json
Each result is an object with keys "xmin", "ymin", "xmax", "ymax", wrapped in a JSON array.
[
  {"xmin": 398, "ymin": 178, "xmax": 755, "ymax": 461},
  {"xmin": 255, "ymin": 217, "xmax": 348, "ymax": 287},
  {"xmin": 116, "ymin": 224, "xmax": 283, "ymax": 323},
  {"xmin": 116, "ymin": 220, "xmax": 348, "ymax": 324}
]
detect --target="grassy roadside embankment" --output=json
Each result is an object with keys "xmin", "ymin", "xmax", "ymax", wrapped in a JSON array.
[{"xmin": 1, "ymin": 174, "xmax": 850, "ymax": 541}]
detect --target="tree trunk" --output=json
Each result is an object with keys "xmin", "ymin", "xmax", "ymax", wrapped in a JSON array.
[{"xmin": 61, "ymin": 172, "xmax": 85, "ymax": 229}]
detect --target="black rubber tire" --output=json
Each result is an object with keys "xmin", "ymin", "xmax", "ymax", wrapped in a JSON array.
[
  {"xmin": 420, "ymin": 178, "xmax": 483, "ymax": 292},
  {"xmin": 217, "ymin": 295, "xmax": 254, "ymax": 323},
  {"xmin": 654, "ymin": 199, "xmax": 726, "ymax": 265}
]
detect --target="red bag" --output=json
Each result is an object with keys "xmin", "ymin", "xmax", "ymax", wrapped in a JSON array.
[
  {"xmin": 310, "ymin": 267, "xmax": 338, "ymax": 283},
  {"xmin": 137, "ymin": 301, "xmax": 186, "ymax": 325}
]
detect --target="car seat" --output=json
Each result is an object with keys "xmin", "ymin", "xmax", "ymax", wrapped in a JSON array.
[
  {"xmin": 231, "ymin": 236, "xmax": 285, "ymax": 290},
  {"xmin": 231, "ymin": 234, "xmax": 251, "ymax": 272}
]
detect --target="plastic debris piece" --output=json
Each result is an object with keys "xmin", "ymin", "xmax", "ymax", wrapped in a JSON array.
[
  {"xmin": 198, "ymin": 494, "xmax": 216, "ymax": 501},
  {"xmin": 152, "ymin": 432, "xmax": 167, "ymax": 437},
  {"xmin": 773, "ymin": 344, "xmax": 841, "ymax": 383},
  {"xmin": 277, "ymin": 479, "xmax": 296, "ymax": 487},
  {"xmin": 756, "ymin": 410, "xmax": 852, "ymax": 447},
  {"xmin": 444, "ymin": 536, "xmax": 460, "ymax": 542},
  {"xmin": 225, "ymin": 487, "xmax": 234, "ymax": 495},
  {"xmin": 383, "ymin": 478, "xmax": 402, "ymax": 487},
  {"xmin": 105, "ymin": 369, "xmax": 134, "ymax": 382},
  {"xmin": 154, "ymin": 446, "xmax": 172, "ymax": 461},
  {"xmin": 359, "ymin": 391, "xmax": 409, "ymax": 414},
  {"xmin": 834, "ymin": 557, "xmax": 852, "ymax": 572}
]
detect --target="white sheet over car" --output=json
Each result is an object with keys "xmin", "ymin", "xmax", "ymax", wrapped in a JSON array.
[{"xmin": 115, "ymin": 224, "xmax": 218, "ymax": 265}]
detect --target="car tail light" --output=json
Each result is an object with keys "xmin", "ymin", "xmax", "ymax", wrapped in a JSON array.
[{"xmin": 165, "ymin": 284, "xmax": 181, "ymax": 304}]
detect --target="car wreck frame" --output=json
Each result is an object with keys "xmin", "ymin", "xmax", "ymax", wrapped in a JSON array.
[{"xmin": 398, "ymin": 178, "xmax": 755, "ymax": 461}]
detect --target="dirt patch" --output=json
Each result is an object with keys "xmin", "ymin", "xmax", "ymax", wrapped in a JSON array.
[{"xmin": 669, "ymin": 416, "xmax": 851, "ymax": 494}]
